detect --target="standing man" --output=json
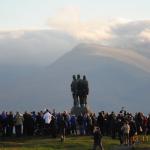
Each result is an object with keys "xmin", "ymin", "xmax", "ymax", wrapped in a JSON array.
[
  {"xmin": 43, "ymin": 109, "xmax": 52, "ymax": 135},
  {"xmin": 71, "ymin": 75, "xmax": 78, "ymax": 107},
  {"xmin": 93, "ymin": 126, "xmax": 104, "ymax": 150}
]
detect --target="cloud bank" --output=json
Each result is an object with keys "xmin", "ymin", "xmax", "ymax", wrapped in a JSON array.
[
  {"xmin": 0, "ymin": 7, "xmax": 150, "ymax": 70},
  {"xmin": 0, "ymin": 30, "xmax": 77, "ymax": 66},
  {"xmin": 48, "ymin": 7, "xmax": 114, "ymax": 42},
  {"xmin": 48, "ymin": 7, "xmax": 150, "ymax": 51}
]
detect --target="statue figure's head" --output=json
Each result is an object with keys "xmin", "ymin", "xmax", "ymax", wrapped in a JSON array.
[
  {"xmin": 77, "ymin": 74, "xmax": 80, "ymax": 79},
  {"xmin": 72, "ymin": 75, "xmax": 76, "ymax": 79},
  {"xmin": 83, "ymin": 75, "xmax": 86, "ymax": 80}
]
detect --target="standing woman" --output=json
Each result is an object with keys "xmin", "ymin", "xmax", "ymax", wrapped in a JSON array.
[
  {"xmin": 121, "ymin": 121, "xmax": 130, "ymax": 145},
  {"xmin": 14, "ymin": 112, "xmax": 24, "ymax": 137}
]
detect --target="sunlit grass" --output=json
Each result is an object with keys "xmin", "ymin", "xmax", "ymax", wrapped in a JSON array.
[{"xmin": 0, "ymin": 135, "xmax": 149, "ymax": 150}]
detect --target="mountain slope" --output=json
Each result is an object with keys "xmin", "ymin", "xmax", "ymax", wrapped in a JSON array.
[{"xmin": 0, "ymin": 43, "xmax": 150, "ymax": 113}]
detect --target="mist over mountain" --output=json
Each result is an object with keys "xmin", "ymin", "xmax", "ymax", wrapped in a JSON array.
[
  {"xmin": 0, "ymin": 30, "xmax": 77, "ymax": 66},
  {"xmin": 0, "ymin": 43, "xmax": 150, "ymax": 114}
]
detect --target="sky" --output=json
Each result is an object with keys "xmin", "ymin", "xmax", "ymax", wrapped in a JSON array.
[
  {"xmin": 0, "ymin": 0, "xmax": 150, "ymax": 67},
  {"xmin": 0, "ymin": 0, "xmax": 150, "ymax": 30},
  {"xmin": 0, "ymin": 0, "xmax": 150, "ymax": 112}
]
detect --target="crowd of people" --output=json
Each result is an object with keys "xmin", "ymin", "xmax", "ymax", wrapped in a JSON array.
[{"xmin": 0, "ymin": 108, "xmax": 150, "ymax": 145}]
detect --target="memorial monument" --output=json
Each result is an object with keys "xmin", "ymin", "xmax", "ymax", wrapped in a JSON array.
[{"xmin": 70, "ymin": 74, "xmax": 92, "ymax": 116}]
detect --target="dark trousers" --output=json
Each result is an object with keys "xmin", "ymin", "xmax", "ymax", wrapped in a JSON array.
[
  {"xmin": 93, "ymin": 142, "xmax": 104, "ymax": 150},
  {"xmin": 15, "ymin": 125, "xmax": 22, "ymax": 137},
  {"xmin": 6, "ymin": 126, "xmax": 13, "ymax": 136}
]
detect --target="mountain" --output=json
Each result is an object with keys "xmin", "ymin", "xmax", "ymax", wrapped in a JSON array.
[{"xmin": 0, "ymin": 43, "xmax": 150, "ymax": 114}]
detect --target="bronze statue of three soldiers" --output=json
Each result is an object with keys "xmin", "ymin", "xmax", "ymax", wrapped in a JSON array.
[{"xmin": 71, "ymin": 74, "xmax": 89, "ymax": 108}]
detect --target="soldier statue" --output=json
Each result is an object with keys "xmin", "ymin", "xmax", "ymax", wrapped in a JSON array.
[
  {"xmin": 71, "ymin": 75, "xmax": 78, "ymax": 107},
  {"xmin": 71, "ymin": 74, "xmax": 89, "ymax": 108},
  {"xmin": 82, "ymin": 75, "xmax": 89, "ymax": 106},
  {"xmin": 76, "ymin": 74, "xmax": 84, "ymax": 107},
  {"xmin": 71, "ymin": 74, "xmax": 91, "ymax": 116}
]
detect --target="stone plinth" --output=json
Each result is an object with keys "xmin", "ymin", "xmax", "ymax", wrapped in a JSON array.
[{"xmin": 71, "ymin": 106, "xmax": 92, "ymax": 116}]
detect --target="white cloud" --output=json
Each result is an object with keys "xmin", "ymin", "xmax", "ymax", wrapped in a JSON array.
[
  {"xmin": 0, "ymin": 7, "xmax": 150, "ymax": 70},
  {"xmin": 0, "ymin": 30, "xmax": 25, "ymax": 39},
  {"xmin": 47, "ymin": 7, "xmax": 150, "ymax": 51},
  {"xmin": 139, "ymin": 29, "xmax": 150, "ymax": 42},
  {"xmin": 48, "ymin": 7, "xmax": 118, "ymax": 42},
  {"xmin": 47, "ymin": 7, "xmax": 150, "ymax": 73}
]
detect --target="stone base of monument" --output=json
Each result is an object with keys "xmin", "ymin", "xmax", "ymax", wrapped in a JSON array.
[{"xmin": 71, "ymin": 106, "xmax": 92, "ymax": 116}]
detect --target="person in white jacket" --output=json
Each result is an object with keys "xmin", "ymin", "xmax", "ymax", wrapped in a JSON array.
[{"xmin": 43, "ymin": 109, "xmax": 53, "ymax": 134}]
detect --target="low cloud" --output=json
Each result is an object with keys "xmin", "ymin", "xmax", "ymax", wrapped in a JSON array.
[
  {"xmin": 47, "ymin": 7, "xmax": 150, "ymax": 73},
  {"xmin": 0, "ymin": 7, "xmax": 150, "ymax": 69},
  {"xmin": 47, "ymin": 7, "xmax": 115, "ymax": 42},
  {"xmin": 139, "ymin": 29, "xmax": 150, "ymax": 42},
  {"xmin": 48, "ymin": 7, "xmax": 150, "ymax": 53},
  {"xmin": 110, "ymin": 20, "xmax": 150, "ymax": 51},
  {"xmin": 0, "ymin": 30, "xmax": 77, "ymax": 66}
]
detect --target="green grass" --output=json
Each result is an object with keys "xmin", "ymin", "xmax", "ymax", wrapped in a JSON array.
[
  {"xmin": 133, "ymin": 141, "xmax": 150, "ymax": 150},
  {"xmin": 132, "ymin": 135, "xmax": 150, "ymax": 150},
  {"xmin": 0, "ymin": 136, "xmax": 149, "ymax": 150},
  {"xmin": 0, "ymin": 136, "xmax": 119, "ymax": 150}
]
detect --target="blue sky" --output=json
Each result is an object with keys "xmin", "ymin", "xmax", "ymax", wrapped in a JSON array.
[{"xmin": 0, "ymin": 0, "xmax": 150, "ymax": 30}]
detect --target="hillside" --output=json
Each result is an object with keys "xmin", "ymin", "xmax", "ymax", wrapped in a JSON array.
[{"xmin": 0, "ymin": 43, "xmax": 150, "ymax": 113}]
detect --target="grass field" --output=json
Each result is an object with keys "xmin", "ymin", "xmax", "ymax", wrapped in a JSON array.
[{"xmin": 0, "ymin": 136, "xmax": 149, "ymax": 150}]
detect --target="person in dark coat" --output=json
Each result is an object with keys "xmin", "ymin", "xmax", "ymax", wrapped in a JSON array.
[
  {"xmin": 60, "ymin": 115, "xmax": 67, "ymax": 142},
  {"xmin": 6, "ymin": 111, "xmax": 14, "ymax": 136},
  {"xmin": 50, "ymin": 115, "xmax": 57, "ymax": 138},
  {"xmin": 77, "ymin": 114, "xmax": 84, "ymax": 135},
  {"xmin": 0, "ymin": 111, "xmax": 7, "ymax": 137},
  {"xmin": 97, "ymin": 111, "xmax": 105, "ymax": 135},
  {"xmin": 93, "ymin": 126, "xmax": 104, "ymax": 150},
  {"xmin": 70, "ymin": 115, "xmax": 77, "ymax": 135},
  {"xmin": 35, "ymin": 112, "xmax": 44, "ymax": 136}
]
